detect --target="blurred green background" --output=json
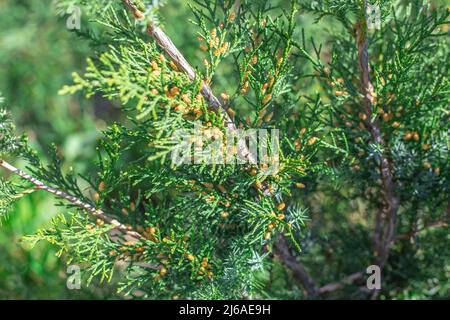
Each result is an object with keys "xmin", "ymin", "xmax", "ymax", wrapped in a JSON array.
[{"xmin": 0, "ymin": 0, "xmax": 448, "ymax": 299}]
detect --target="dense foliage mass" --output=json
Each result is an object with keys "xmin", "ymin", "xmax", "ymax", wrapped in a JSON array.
[{"xmin": 0, "ymin": 0, "xmax": 448, "ymax": 299}]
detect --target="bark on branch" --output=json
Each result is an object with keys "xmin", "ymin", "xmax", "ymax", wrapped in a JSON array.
[
  {"xmin": 395, "ymin": 206, "xmax": 449, "ymax": 241},
  {"xmin": 356, "ymin": 1, "xmax": 400, "ymax": 268},
  {"xmin": 273, "ymin": 236, "xmax": 319, "ymax": 298},
  {"xmin": 0, "ymin": 159, "xmax": 142, "ymax": 240},
  {"xmin": 319, "ymin": 272, "xmax": 364, "ymax": 295}
]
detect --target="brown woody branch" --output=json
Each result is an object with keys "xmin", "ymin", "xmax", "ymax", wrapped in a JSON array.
[
  {"xmin": 318, "ymin": 272, "xmax": 364, "ymax": 295},
  {"xmin": 395, "ymin": 206, "xmax": 449, "ymax": 241},
  {"xmin": 273, "ymin": 236, "xmax": 319, "ymax": 298},
  {"xmin": 395, "ymin": 221, "xmax": 448, "ymax": 240},
  {"xmin": 274, "ymin": 239, "xmax": 365, "ymax": 297},
  {"xmin": 283, "ymin": 1, "xmax": 403, "ymax": 297},
  {"xmin": 356, "ymin": 1, "xmax": 400, "ymax": 268},
  {"xmin": 0, "ymin": 159, "xmax": 142, "ymax": 240},
  {"xmin": 317, "ymin": 209, "xmax": 449, "ymax": 295}
]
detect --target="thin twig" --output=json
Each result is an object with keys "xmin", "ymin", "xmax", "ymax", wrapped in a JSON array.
[
  {"xmin": 319, "ymin": 272, "xmax": 364, "ymax": 295},
  {"xmin": 395, "ymin": 221, "xmax": 448, "ymax": 240},
  {"xmin": 0, "ymin": 159, "xmax": 142, "ymax": 240}
]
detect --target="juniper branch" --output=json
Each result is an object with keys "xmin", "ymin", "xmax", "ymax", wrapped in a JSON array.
[
  {"xmin": 121, "ymin": 1, "xmax": 313, "ymax": 293},
  {"xmin": 274, "ymin": 236, "xmax": 319, "ymax": 298},
  {"xmin": 318, "ymin": 272, "xmax": 364, "ymax": 295},
  {"xmin": 395, "ymin": 204, "xmax": 450, "ymax": 240},
  {"xmin": 0, "ymin": 159, "xmax": 142, "ymax": 240},
  {"xmin": 356, "ymin": 0, "xmax": 399, "ymax": 268},
  {"xmin": 121, "ymin": 0, "xmax": 255, "ymax": 164}
]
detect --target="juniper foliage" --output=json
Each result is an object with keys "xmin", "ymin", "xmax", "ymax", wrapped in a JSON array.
[
  {"xmin": 0, "ymin": 0, "xmax": 448, "ymax": 300},
  {"xmin": 1, "ymin": 0, "xmax": 330, "ymax": 299}
]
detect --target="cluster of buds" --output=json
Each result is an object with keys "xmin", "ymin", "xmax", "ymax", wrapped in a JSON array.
[
  {"xmin": 150, "ymin": 59, "xmax": 161, "ymax": 77},
  {"xmin": 264, "ymin": 206, "xmax": 287, "ymax": 241},
  {"xmin": 403, "ymin": 131, "xmax": 420, "ymax": 141},
  {"xmin": 165, "ymin": 86, "xmax": 204, "ymax": 120},
  {"xmin": 241, "ymin": 68, "xmax": 251, "ymax": 94},
  {"xmin": 185, "ymin": 253, "xmax": 214, "ymax": 279},
  {"xmin": 329, "ymin": 78, "xmax": 349, "ymax": 98},
  {"xmin": 198, "ymin": 27, "xmax": 230, "ymax": 59},
  {"xmin": 227, "ymin": 10, "xmax": 236, "ymax": 23},
  {"xmin": 377, "ymin": 107, "xmax": 394, "ymax": 123},
  {"xmin": 256, "ymin": 108, "xmax": 274, "ymax": 126},
  {"xmin": 93, "ymin": 180, "xmax": 106, "ymax": 202},
  {"xmin": 422, "ymin": 162, "xmax": 441, "ymax": 176},
  {"xmin": 149, "ymin": 54, "xmax": 173, "ymax": 77},
  {"xmin": 199, "ymin": 257, "xmax": 214, "ymax": 278},
  {"xmin": 307, "ymin": 136, "xmax": 318, "ymax": 146},
  {"xmin": 203, "ymin": 126, "xmax": 224, "ymax": 141},
  {"xmin": 293, "ymin": 128, "xmax": 308, "ymax": 151},
  {"xmin": 135, "ymin": 225, "xmax": 158, "ymax": 243}
]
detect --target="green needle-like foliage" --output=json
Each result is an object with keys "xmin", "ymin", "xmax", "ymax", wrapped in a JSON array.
[{"xmin": 0, "ymin": 0, "xmax": 448, "ymax": 300}]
